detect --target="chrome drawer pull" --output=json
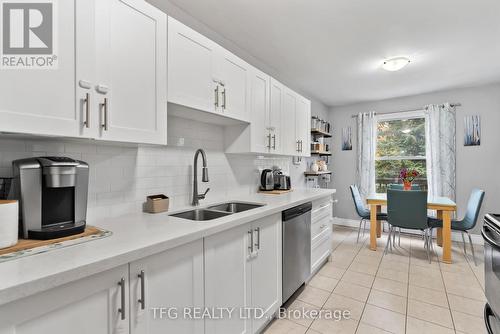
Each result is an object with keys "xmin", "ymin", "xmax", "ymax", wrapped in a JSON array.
[
  {"xmin": 255, "ymin": 227, "xmax": 261, "ymax": 250},
  {"xmin": 101, "ymin": 98, "xmax": 108, "ymax": 131},
  {"xmin": 118, "ymin": 277, "xmax": 126, "ymax": 320},
  {"xmin": 138, "ymin": 270, "xmax": 145, "ymax": 310},
  {"xmin": 83, "ymin": 93, "xmax": 90, "ymax": 128}
]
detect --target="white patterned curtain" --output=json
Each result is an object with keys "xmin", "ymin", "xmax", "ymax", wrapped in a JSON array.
[
  {"xmin": 424, "ymin": 103, "xmax": 456, "ymax": 200},
  {"xmin": 356, "ymin": 112, "xmax": 377, "ymax": 200}
]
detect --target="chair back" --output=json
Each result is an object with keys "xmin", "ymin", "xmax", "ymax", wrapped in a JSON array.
[
  {"xmin": 349, "ymin": 185, "xmax": 369, "ymax": 218},
  {"xmin": 387, "ymin": 189, "xmax": 428, "ymax": 229},
  {"xmin": 388, "ymin": 183, "xmax": 421, "ymax": 190},
  {"xmin": 461, "ymin": 188, "xmax": 485, "ymax": 230}
]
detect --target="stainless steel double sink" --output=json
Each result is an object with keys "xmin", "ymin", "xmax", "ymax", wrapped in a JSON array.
[{"xmin": 170, "ymin": 202, "xmax": 265, "ymax": 221}]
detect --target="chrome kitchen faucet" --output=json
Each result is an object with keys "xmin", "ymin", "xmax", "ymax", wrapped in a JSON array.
[{"xmin": 192, "ymin": 149, "xmax": 210, "ymax": 206}]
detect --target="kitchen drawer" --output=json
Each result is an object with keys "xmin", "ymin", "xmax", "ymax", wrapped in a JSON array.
[
  {"xmin": 311, "ymin": 214, "xmax": 332, "ymax": 241},
  {"xmin": 312, "ymin": 200, "xmax": 332, "ymax": 222},
  {"xmin": 311, "ymin": 229, "xmax": 332, "ymax": 273}
]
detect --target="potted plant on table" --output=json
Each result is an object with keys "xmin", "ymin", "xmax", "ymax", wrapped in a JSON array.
[{"xmin": 399, "ymin": 168, "xmax": 419, "ymax": 190}]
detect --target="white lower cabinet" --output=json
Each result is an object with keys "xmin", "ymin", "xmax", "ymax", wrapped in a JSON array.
[
  {"xmin": 0, "ymin": 214, "xmax": 285, "ymax": 334},
  {"xmin": 129, "ymin": 239, "xmax": 204, "ymax": 334},
  {"xmin": 311, "ymin": 197, "xmax": 333, "ymax": 273},
  {"xmin": 204, "ymin": 214, "xmax": 282, "ymax": 334},
  {"xmin": 0, "ymin": 265, "xmax": 130, "ymax": 334}
]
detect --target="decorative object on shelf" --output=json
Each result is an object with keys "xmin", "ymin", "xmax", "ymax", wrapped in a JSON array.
[
  {"xmin": 318, "ymin": 160, "xmax": 328, "ymax": 172},
  {"xmin": 311, "ymin": 116, "xmax": 320, "ymax": 129},
  {"xmin": 399, "ymin": 168, "xmax": 419, "ymax": 190},
  {"xmin": 464, "ymin": 115, "xmax": 480, "ymax": 146},
  {"xmin": 342, "ymin": 127, "xmax": 352, "ymax": 151},
  {"xmin": 0, "ymin": 200, "xmax": 18, "ymax": 249},
  {"xmin": 311, "ymin": 161, "xmax": 319, "ymax": 173},
  {"xmin": 145, "ymin": 194, "xmax": 170, "ymax": 213}
]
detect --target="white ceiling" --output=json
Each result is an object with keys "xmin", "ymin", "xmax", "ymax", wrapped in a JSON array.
[{"xmin": 157, "ymin": 0, "xmax": 500, "ymax": 107}]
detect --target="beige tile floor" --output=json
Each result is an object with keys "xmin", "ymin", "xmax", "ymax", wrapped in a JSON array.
[{"xmin": 263, "ymin": 225, "xmax": 487, "ymax": 334}]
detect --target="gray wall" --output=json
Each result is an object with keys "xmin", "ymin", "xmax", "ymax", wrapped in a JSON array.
[{"xmin": 329, "ymin": 83, "xmax": 500, "ymax": 234}]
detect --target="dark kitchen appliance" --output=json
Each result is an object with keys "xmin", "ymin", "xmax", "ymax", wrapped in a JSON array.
[
  {"xmin": 282, "ymin": 202, "xmax": 311, "ymax": 304},
  {"xmin": 9, "ymin": 157, "xmax": 89, "ymax": 240},
  {"xmin": 260, "ymin": 169, "xmax": 274, "ymax": 191},
  {"xmin": 483, "ymin": 213, "xmax": 500, "ymax": 333},
  {"xmin": 274, "ymin": 173, "xmax": 291, "ymax": 191}
]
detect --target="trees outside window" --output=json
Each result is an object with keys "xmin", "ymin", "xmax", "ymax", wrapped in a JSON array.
[{"xmin": 375, "ymin": 115, "xmax": 427, "ymax": 193}]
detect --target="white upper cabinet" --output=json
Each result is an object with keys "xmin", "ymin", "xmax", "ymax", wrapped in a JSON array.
[
  {"xmin": 249, "ymin": 67, "xmax": 271, "ymax": 153},
  {"xmin": 269, "ymin": 79, "xmax": 284, "ymax": 154},
  {"xmin": 168, "ymin": 17, "xmax": 250, "ymax": 122},
  {"xmin": 214, "ymin": 49, "xmax": 251, "ymax": 121},
  {"xmin": 282, "ymin": 87, "xmax": 298, "ymax": 155},
  {"xmin": 80, "ymin": 0, "xmax": 167, "ymax": 144},
  {"xmin": 168, "ymin": 17, "xmax": 217, "ymax": 113},
  {"xmin": 280, "ymin": 88, "xmax": 311, "ymax": 157},
  {"xmin": 0, "ymin": 0, "xmax": 167, "ymax": 144},
  {"xmin": 296, "ymin": 94, "xmax": 311, "ymax": 157},
  {"xmin": 0, "ymin": 0, "xmax": 78, "ymax": 137},
  {"xmin": 129, "ymin": 240, "xmax": 204, "ymax": 334}
]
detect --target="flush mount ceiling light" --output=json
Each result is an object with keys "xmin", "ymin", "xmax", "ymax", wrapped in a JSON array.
[{"xmin": 382, "ymin": 57, "xmax": 411, "ymax": 71}]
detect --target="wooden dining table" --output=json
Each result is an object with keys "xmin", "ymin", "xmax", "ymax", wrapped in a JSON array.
[{"xmin": 366, "ymin": 193, "xmax": 457, "ymax": 263}]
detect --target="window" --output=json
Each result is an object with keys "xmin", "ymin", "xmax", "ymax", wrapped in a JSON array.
[{"xmin": 375, "ymin": 112, "xmax": 427, "ymax": 193}]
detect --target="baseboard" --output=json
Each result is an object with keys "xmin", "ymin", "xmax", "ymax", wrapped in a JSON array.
[{"xmin": 332, "ymin": 217, "xmax": 484, "ymax": 245}]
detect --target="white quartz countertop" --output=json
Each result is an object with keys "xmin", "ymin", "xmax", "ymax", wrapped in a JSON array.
[{"xmin": 0, "ymin": 188, "xmax": 335, "ymax": 306}]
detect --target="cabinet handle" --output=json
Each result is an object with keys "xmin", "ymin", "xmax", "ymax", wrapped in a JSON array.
[
  {"xmin": 248, "ymin": 230, "xmax": 254, "ymax": 256},
  {"xmin": 299, "ymin": 140, "xmax": 303, "ymax": 152},
  {"xmin": 296, "ymin": 140, "xmax": 300, "ymax": 152},
  {"xmin": 272, "ymin": 135, "xmax": 276, "ymax": 150},
  {"xmin": 221, "ymin": 86, "xmax": 226, "ymax": 110},
  {"xmin": 138, "ymin": 270, "xmax": 145, "ymax": 310},
  {"xmin": 255, "ymin": 227, "xmax": 260, "ymax": 250},
  {"xmin": 267, "ymin": 133, "xmax": 272, "ymax": 149},
  {"xmin": 118, "ymin": 277, "xmax": 126, "ymax": 320},
  {"xmin": 214, "ymin": 84, "xmax": 219, "ymax": 108},
  {"xmin": 83, "ymin": 93, "xmax": 90, "ymax": 128},
  {"xmin": 101, "ymin": 98, "xmax": 108, "ymax": 131}
]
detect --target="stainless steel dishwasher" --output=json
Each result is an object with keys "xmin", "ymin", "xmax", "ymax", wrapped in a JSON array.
[{"xmin": 282, "ymin": 202, "xmax": 312, "ymax": 304}]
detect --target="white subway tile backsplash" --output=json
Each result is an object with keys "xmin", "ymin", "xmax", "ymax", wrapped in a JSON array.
[{"xmin": 0, "ymin": 116, "xmax": 307, "ymax": 222}]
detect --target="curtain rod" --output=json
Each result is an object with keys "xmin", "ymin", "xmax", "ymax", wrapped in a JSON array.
[{"xmin": 350, "ymin": 102, "xmax": 461, "ymax": 118}]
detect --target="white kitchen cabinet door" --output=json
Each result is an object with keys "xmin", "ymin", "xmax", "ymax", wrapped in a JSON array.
[
  {"xmin": 295, "ymin": 95, "xmax": 311, "ymax": 157},
  {"xmin": 92, "ymin": 0, "xmax": 167, "ymax": 145},
  {"xmin": 0, "ymin": 0, "xmax": 79, "ymax": 137},
  {"xmin": 168, "ymin": 17, "xmax": 218, "ymax": 114},
  {"xmin": 269, "ymin": 79, "xmax": 284, "ymax": 154},
  {"xmin": 282, "ymin": 88, "xmax": 298, "ymax": 155},
  {"xmin": 249, "ymin": 68, "xmax": 271, "ymax": 154},
  {"xmin": 0, "ymin": 265, "xmax": 129, "ymax": 334},
  {"xmin": 250, "ymin": 214, "xmax": 282, "ymax": 333},
  {"xmin": 204, "ymin": 224, "xmax": 252, "ymax": 334},
  {"xmin": 129, "ymin": 239, "xmax": 204, "ymax": 334},
  {"xmin": 215, "ymin": 50, "xmax": 251, "ymax": 121}
]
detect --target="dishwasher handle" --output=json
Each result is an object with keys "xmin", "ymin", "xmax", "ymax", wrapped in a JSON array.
[{"xmin": 283, "ymin": 202, "xmax": 312, "ymax": 221}]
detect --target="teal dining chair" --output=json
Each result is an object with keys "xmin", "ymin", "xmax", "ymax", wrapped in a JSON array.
[
  {"xmin": 428, "ymin": 188, "xmax": 485, "ymax": 265},
  {"xmin": 349, "ymin": 185, "xmax": 388, "ymax": 243},
  {"xmin": 386, "ymin": 184, "xmax": 421, "ymax": 245},
  {"xmin": 385, "ymin": 189, "xmax": 433, "ymax": 262}
]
